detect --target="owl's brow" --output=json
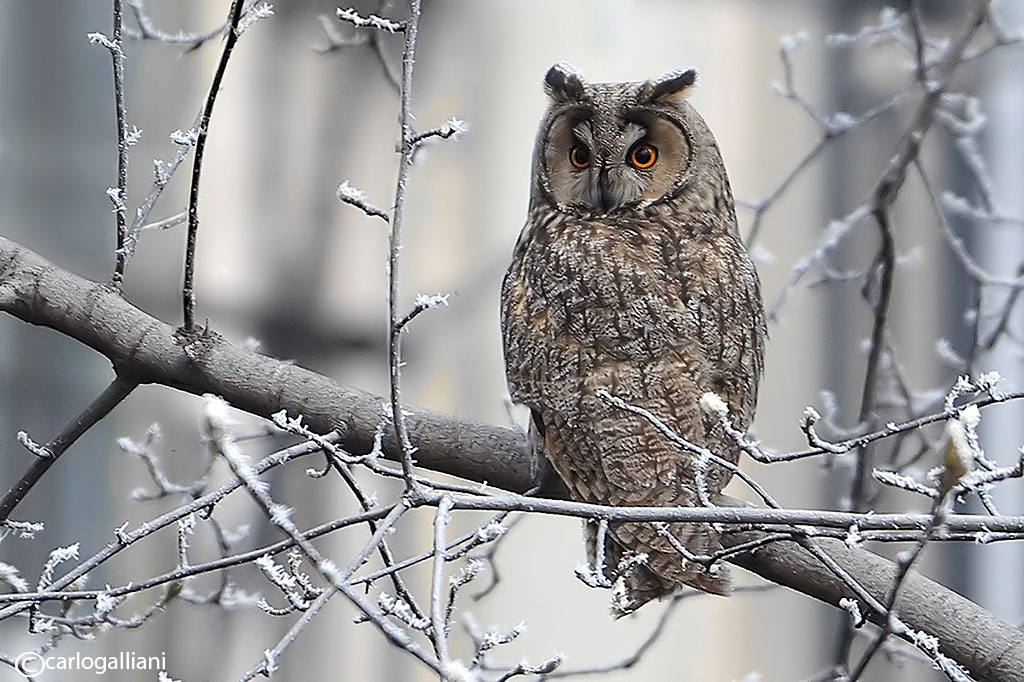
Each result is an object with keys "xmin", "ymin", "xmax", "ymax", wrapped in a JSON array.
[
  {"xmin": 572, "ymin": 121, "xmax": 595, "ymax": 148},
  {"xmin": 622, "ymin": 108, "xmax": 661, "ymax": 127},
  {"xmin": 621, "ymin": 121, "xmax": 647, "ymax": 146}
]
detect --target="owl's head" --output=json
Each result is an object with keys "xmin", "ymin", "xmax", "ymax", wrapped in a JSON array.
[{"xmin": 532, "ymin": 62, "xmax": 726, "ymax": 217}]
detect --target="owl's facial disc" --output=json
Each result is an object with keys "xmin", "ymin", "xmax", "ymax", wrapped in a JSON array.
[{"xmin": 542, "ymin": 109, "xmax": 691, "ymax": 215}]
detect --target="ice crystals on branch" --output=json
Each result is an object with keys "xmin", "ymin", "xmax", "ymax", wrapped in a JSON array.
[
  {"xmin": 205, "ymin": 395, "xmax": 274, "ymax": 497},
  {"xmin": 906, "ymin": 627, "xmax": 973, "ymax": 682},
  {"xmin": 376, "ymin": 591, "xmax": 430, "ymax": 630},
  {"xmin": 942, "ymin": 373, "xmax": 1000, "ymax": 412},
  {"xmin": 202, "ymin": 393, "xmax": 235, "ymax": 443},
  {"xmin": 411, "ymin": 118, "xmax": 469, "ymax": 147},
  {"xmin": 826, "ymin": 7, "xmax": 903, "ymax": 48},
  {"xmin": 799, "ymin": 405, "xmax": 846, "ymax": 454},
  {"xmin": 771, "ymin": 32, "xmax": 808, "ymax": 99},
  {"xmin": 256, "ymin": 554, "xmax": 315, "ymax": 611},
  {"xmin": 318, "ymin": 559, "xmax": 343, "ymax": 586},
  {"xmin": 575, "ymin": 519, "xmax": 612, "ymax": 588},
  {"xmin": 440, "ymin": 660, "xmax": 478, "ymax": 682},
  {"xmin": 220, "ymin": 584, "xmax": 263, "ymax": 611},
  {"xmin": 86, "ymin": 31, "xmax": 119, "ymax": 52},
  {"xmin": 974, "ymin": 530, "xmax": 994, "ymax": 545},
  {"xmin": 414, "ymin": 293, "xmax": 450, "ymax": 309},
  {"xmin": 479, "ymin": 622, "xmax": 527, "ymax": 651},
  {"xmin": 152, "ymin": 158, "xmax": 171, "ymax": 186},
  {"xmin": 1, "ymin": 519, "xmax": 44, "ymax": 540},
  {"xmin": 959, "ymin": 403, "xmax": 981, "ymax": 429},
  {"xmin": 770, "ymin": 204, "xmax": 872, "ymax": 319},
  {"xmin": 444, "ymin": 118, "xmax": 468, "ymax": 140},
  {"xmin": 16, "ymin": 431, "xmax": 47, "ymax": 458},
  {"xmin": 698, "ymin": 392, "xmax": 729, "ymax": 419},
  {"xmin": 839, "ymin": 597, "xmax": 865, "ymax": 627},
  {"xmin": 451, "ymin": 559, "xmax": 484, "ymax": 589},
  {"xmin": 106, "ymin": 187, "xmax": 126, "ymax": 214},
  {"xmin": 826, "ymin": 111, "xmax": 857, "ymax": 134},
  {"xmin": 779, "ymin": 31, "xmax": 809, "ymax": 54},
  {"xmin": 395, "ymin": 292, "xmax": 452, "ymax": 332},
  {"xmin": 271, "ymin": 409, "xmax": 376, "ymax": 465},
  {"xmin": 178, "ymin": 513, "xmax": 196, "ymax": 554},
  {"xmin": 976, "ymin": 371, "xmax": 1002, "ymax": 393},
  {"xmin": 269, "ymin": 503, "xmax": 293, "ymax": 525},
  {"xmin": 38, "ymin": 543, "xmax": 80, "ymax": 590},
  {"xmin": 475, "ymin": 521, "xmax": 506, "ymax": 542},
  {"xmin": 336, "ymin": 7, "xmax": 405, "ymax": 33},
  {"xmin": 337, "ymin": 180, "xmax": 389, "ymax": 222},
  {"xmin": 125, "ymin": 125, "xmax": 143, "ymax": 146},
  {"xmin": 236, "ymin": 2, "xmax": 274, "ymax": 36},
  {"xmin": 873, "ymin": 469, "xmax": 939, "ymax": 498},
  {"xmin": 94, "ymin": 590, "xmax": 121, "ymax": 619},
  {"xmin": 0, "ymin": 562, "xmax": 27, "ymax": 593},
  {"xmin": 169, "ymin": 127, "xmax": 199, "ymax": 147},
  {"xmin": 694, "ymin": 453, "xmax": 711, "ymax": 505},
  {"xmin": 336, "ymin": 179, "xmax": 365, "ymax": 203},
  {"xmin": 261, "ymin": 650, "xmax": 278, "ymax": 676},
  {"xmin": 801, "ymin": 406, "xmax": 821, "ymax": 425}
]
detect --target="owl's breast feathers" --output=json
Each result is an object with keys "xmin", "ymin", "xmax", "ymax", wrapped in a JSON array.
[{"xmin": 502, "ymin": 207, "xmax": 764, "ymax": 427}]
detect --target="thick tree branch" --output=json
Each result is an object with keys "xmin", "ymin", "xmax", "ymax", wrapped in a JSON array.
[
  {"xmin": 722, "ymin": 505, "xmax": 1024, "ymax": 682},
  {"xmin": 2, "ymin": 235, "xmax": 1023, "ymax": 680},
  {"xmin": 0, "ymin": 236, "xmax": 529, "ymax": 493}
]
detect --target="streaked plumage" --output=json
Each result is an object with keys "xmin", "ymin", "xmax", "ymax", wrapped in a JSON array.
[{"xmin": 501, "ymin": 63, "xmax": 766, "ymax": 615}]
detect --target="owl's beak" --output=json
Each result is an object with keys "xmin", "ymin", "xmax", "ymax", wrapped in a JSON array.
[{"xmin": 598, "ymin": 169, "xmax": 614, "ymax": 213}]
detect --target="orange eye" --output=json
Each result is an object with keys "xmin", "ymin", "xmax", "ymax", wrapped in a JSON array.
[
  {"xmin": 569, "ymin": 144, "xmax": 590, "ymax": 169},
  {"xmin": 628, "ymin": 142, "xmax": 658, "ymax": 169}
]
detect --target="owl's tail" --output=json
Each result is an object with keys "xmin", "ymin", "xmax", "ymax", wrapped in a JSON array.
[{"xmin": 586, "ymin": 519, "xmax": 731, "ymax": 617}]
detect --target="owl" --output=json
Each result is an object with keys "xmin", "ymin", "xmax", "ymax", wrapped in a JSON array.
[{"xmin": 501, "ymin": 63, "xmax": 766, "ymax": 616}]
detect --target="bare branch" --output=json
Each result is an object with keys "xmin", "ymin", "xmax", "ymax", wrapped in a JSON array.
[
  {"xmin": 386, "ymin": 0, "xmax": 425, "ymax": 488},
  {"xmin": 182, "ymin": 0, "xmax": 248, "ymax": 332},
  {"xmin": 89, "ymin": 0, "xmax": 131, "ymax": 285},
  {"xmin": 0, "ymin": 374, "xmax": 139, "ymax": 522},
  {"xmin": 125, "ymin": 0, "xmax": 227, "ymax": 50},
  {"xmin": 430, "ymin": 495, "xmax": 454, "ymax": 667}
]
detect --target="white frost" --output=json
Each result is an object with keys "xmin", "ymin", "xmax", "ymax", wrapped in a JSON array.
[{"xmin": 698, "ymin": 392, "xmax": 729, "ymax": 419}]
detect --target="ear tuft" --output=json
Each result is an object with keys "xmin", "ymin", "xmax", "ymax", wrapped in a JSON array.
[
  {"xmin": 544, "ymin": 61, "xmax": 586, "ymax": 102},
  {"xmin": 645, "ymin": 68, "xmax": 697, "ymax": 105}
]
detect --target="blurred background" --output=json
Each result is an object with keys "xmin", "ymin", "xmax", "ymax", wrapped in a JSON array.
[{"xmin": 2, "ymin": 1, "xmax": 1023, "ymax": 680}]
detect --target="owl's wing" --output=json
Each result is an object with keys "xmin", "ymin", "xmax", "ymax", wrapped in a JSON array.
[{"xmin": 526, "ymin": 408, "xmax": 549, "ymax": 490}]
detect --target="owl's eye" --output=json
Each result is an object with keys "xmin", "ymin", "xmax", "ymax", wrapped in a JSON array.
[
  {"xmin": 569, "ymin": 144, "xmax": 591, "ymax": 169},
  {"xmin": 628, "ymin": 142, "xmax": 658, "ymax": 169}
]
